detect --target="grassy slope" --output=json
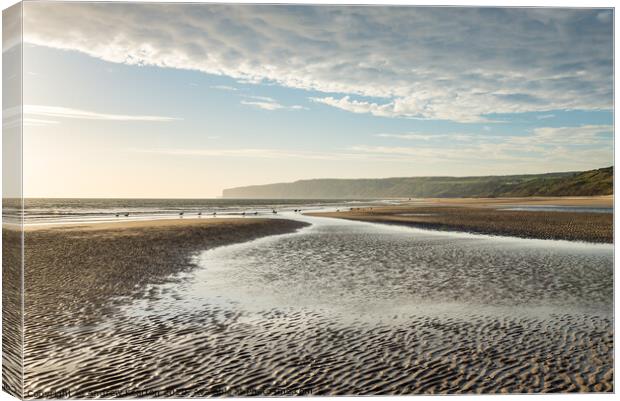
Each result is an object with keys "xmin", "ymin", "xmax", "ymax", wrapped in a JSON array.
[{"xmin": 222, "ymin": 167, "xmax": 613, "ymax": 199}]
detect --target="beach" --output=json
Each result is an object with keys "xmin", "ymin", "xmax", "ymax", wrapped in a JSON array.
[
  {"xmin": 21, "ymin": 218, "xmax": 309, "ymax": 396},
  {"xmin": 23, "ymin": 218, "xmax": 308, "ymax": 326},
  {"xmin": 17, "ymin": 207, "xmax": 613, "ymax": 397},
  {"xmin": 2, "ymin": 226, "xmax": 23, "ymax": 398},
  {"xmin": 309, "ymin": 196, "xmax": 613, "ymax": 243}
]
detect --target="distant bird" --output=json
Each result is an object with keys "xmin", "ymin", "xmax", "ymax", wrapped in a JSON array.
[
  {"xmin": 272, "ymin": 209, "xmax": 278, "ymax": 214},
  {"xmin": 179, "ymin": 212, "xmax": 184, "ymax": 217},
  {"xmin": 124, "ymin": 213, "xmax": 130, "ymax": 217},
  {"xmin": 198, "ymin": 212, "xmax": 202, "ymax": 217},
  {"xmin": 336, "ymin": 209, "xmax": 340, "ymax": 212},
  {"xmin": 115, "ymin": 213, "xmax": 119, "ymax": 217},
  {"xmin": 212, "ymin": 212, "xmax": 217, "ymax": 217},
  {"xmin": 242, "ymin": 211, "xmax": 246, "ymax": 216},
  {"xmin": 254, "ymin": 211, "xmax": 258, "ymax": 215}
]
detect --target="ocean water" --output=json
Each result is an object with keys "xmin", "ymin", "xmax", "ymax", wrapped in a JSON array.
[
  {"xmin": 21, "ymin": 198, "xmax": 397, "ymax": 225},
  {"xmin": 20, "ymin": 198, "xmax": 613, "ymax": 225}
]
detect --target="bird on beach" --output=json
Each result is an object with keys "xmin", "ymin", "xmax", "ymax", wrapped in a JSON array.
[
  {"xmin": 198, "ymin": 212, "xmax": 202, "ymax": 217},
  {"xmin": 212, "ymin": 212, "xmax": 217, "ymax": 217},
  {"xmin": 254, "ymin": 211, "xmax": 258, "ymax": 215},
  {"xmin": 242, "ymin": 211, "xmax": 246, "ymax": 216},
  {"xmin": 115, "ymin": 213, "xmax": 119, "ymax": 217},
  {"xmin": 179, "ymin": 212, "xmax": 184, "ymax": 218},
  {"xmin": 272, "ymin": 209, "xmax": 278, "ymax": 214},
  {"xmin": 124, "ymin": 213, "xmax": 130, "ymax": 217}
]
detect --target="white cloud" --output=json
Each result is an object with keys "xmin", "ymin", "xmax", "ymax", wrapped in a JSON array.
[
  {"xmin": 376, "ymin": 132, "xmax": 474, "ymax": 141},
  {"xmin": 241, "ymin": 100, "xmax": 285, "ymax": 111},
  {"xmin": 24, "ymin": 118, "xmax": 60, "ymax": 127},
  {"xmin": 22, "ymin": 4, "xmax": 612, "ymax": 123},
  {"xmin": 509, "ymin": 125, "xmax": 612, "ymax": 146},
  {"xmin": 210, "ymin": 85, "xmax": 238, "ymax": 91},
  {"xmin": 244, "ymin": 95, "xmax": 275, "ymax": 102},
  {"xmin": 128, "ymin": 124, "xmax": 611, "ymax": 169},
  {"xmin": 129, "ymin": 148, "xmax": 368, "ymax": 161},
  {"xmin": 23, "ymin": 105, "xmax": 180, "ymax": 122},
  {"xmin": 240, "ymin": 95, "xmax": 306, "ymax": 111},
  {"xmin": 310, "ymin": 96, "xmax": 403, "ymax": 118}
]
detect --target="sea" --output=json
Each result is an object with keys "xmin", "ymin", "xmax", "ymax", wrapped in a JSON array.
[
  {"xmin": 18, "ymin": 198, "xmax": 402, "ymax": 225},
  {"xmin": 0, "ymin": 198, "xmax": 611, "ymax": 225}
]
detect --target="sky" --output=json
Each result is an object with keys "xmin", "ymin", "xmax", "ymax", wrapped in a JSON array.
[{"xmin": 15, "ymin": 2, "xmax": 614, "ymax": 198}]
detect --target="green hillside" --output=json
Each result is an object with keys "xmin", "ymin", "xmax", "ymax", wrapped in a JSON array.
[{"xmin": 222, "ymin": 167, "xmax": 613, "ymax": 199}]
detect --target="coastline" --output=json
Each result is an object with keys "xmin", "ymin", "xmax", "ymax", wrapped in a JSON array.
[{"xmin": 307, "ymin": 196, "xmax": 613, "ymax": 243}]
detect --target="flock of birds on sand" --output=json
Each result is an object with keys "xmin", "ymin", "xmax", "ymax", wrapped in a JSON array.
[{"xmin": 113, "ymin": 209, "xmax": 307, "ymax": 219}]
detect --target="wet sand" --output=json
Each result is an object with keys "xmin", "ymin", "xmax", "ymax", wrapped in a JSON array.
[
  {"xmin": 398, "ymin": 195, "xmax": 613, "ymax": 208},
  {"xmin": 17, "ymin": 212, "xmax": 613, "ymax": 397},
  {"xmin": 23, "ymin": 218, "xmax": 308, "ymax": 324},
  {"xmin": 24, "ymin": 305, "xmax": 614, "ymax": 396},
  {"xmin": 21, "ymin": 218, "xmax": 308, "ymax": 396},
  {"xmin": 2, "ymin": 227, "xmax": 23, "ymax": 398},
  {"xmin": 309, "ymin": 196, "xmax": 613, "ymax": 243}
]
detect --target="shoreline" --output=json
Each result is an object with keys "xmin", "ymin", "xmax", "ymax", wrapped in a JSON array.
[{"xmin": 307, "ymin": 196, "xmax": 613, "ymax": 243}]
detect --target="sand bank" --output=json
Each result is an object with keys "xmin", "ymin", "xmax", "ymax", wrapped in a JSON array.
[
  {"xmin": 309, "ymin": 197, "xmax": 612, "ymax": 243},
  {"xmin": 402, "ymin": 195, "xmax": 613, "ymax": 208}
]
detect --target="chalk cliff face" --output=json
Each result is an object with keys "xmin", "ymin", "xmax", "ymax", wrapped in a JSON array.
[{"xmin": 222, "ymin": 167, "xmax": 613, "ymax": 199}]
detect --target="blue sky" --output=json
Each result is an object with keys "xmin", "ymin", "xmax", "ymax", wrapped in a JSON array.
[{"xmin": 18, "ymin": 3, "xmax": 613, "ymax": 198}]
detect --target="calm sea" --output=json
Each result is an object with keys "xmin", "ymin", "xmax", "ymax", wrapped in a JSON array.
[{"xmin": 20, "ymin": 198, "xmax": 399, "ymax": 225}]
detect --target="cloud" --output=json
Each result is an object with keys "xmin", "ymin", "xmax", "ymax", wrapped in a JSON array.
[
  {"xmin": 129, "ymin": 148, "xmax": 368, "ymax": 161},
  {"xmin": 376, "ymin": 132, "xmax": 474, "ymax": 141},
  {"xmin": 128, "ymin": 124, "xmax": 611, "ymax": 169},
  {"xmin": 211, "ymin": 85, "xmax": 238, "ymax": 91},
  {"xmin": 241, "ymin": 95, "xmax": 306, "ymax": 111},
  {"xmin": 241, "ymin": 100, "xmax": 285, "ymax": 111},
  {"xmin": 509, "ymin": 125, "xmax": 612, "ymax": 146},
  {"xmin": 24, "ymin": 118, "xmax": 60, "ymax": 127},
  {"xmin": 22, "ymin": 4, "xmax": 612, "ymax": 123},
  {"xmin": 244, "ymin": 95, "xmax": 275, "ymax": 102},
  {"xmin": 24, "ymin": 105, "xmax": 180, "ymax": 122},
  {"xmin": 310, "ymin": 96, "xmax": 403, "ymax": 118},
  {"xmin": 354, "ymin": 126, "xmax": 613, "ymax": 165}
]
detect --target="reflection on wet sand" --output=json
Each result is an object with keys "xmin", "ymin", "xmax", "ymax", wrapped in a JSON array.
[{"xmin": 24, "ymin": 215, "xmax": 613, "ymax": 396}]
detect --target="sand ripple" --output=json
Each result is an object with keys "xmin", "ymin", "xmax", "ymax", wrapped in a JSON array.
[
  {"xmin": 24, "ymin": 305, "xmax": 613, "ymax": 397},
  {"xmin": 22, "ymin": 217, "xmax": 613, "ymax": 397}
]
